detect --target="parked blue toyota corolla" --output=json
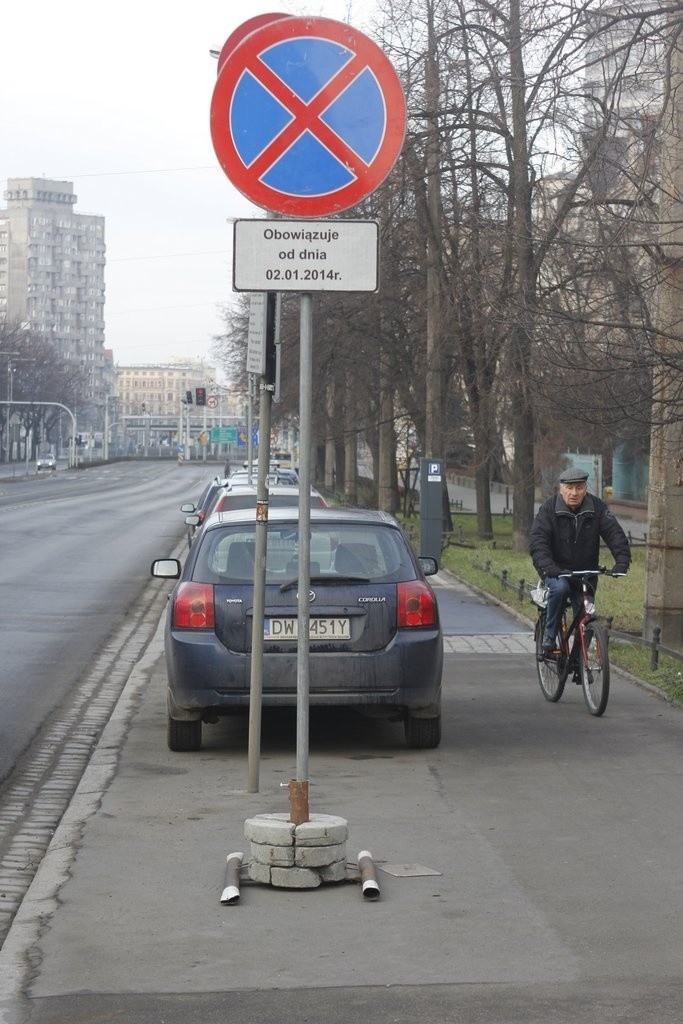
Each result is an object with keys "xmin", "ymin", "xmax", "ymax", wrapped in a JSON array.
[{"xmin": 152, "ymin": 506, "xmax": 443, "ymax": 752}]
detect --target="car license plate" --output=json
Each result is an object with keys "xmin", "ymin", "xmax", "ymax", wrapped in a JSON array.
[{"xmin": 264, "ymin": 616, "xmax": 351, "ymax": 640}]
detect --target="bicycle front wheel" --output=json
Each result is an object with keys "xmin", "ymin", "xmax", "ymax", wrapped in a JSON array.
[
  {"xmin": 535, "ymin": 615, "xmax": 566, "ymax": 702},
  {"xmin": 580, "ymin": 620, "xmax": 610, "ymax": 716}
]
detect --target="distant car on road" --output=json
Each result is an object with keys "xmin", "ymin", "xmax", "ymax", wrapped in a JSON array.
[
  {"xmin": 208, "ymin": 483, "xmax": 326, "ymax": 516},
  {"xmin": 183, "ymin": 482, "xmax": 327, "ymax": 546},
  {"xmin": 152, "ymin": 506, "xmax": 443, "ymax": 752},
  {"xmin": 36, "ymin": 453, "xmax": 56, "ymax": 472},
  {"xmin": 180, "ymin": 476, "xmax": 229, "ymax": 546},
  {"xmin": 228, "ymin": 467, "xmax": 299, "ymax": 486}
]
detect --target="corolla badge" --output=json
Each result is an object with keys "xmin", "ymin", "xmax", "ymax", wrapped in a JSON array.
[{"xmin": 296, "ymin": 589, "xmax": 316, "ymax": 602}]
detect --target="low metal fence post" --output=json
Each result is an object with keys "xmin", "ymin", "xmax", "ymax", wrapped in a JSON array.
[{"xmin": 650, "ymin": 626, "xmax": 661, "ymax": 671}]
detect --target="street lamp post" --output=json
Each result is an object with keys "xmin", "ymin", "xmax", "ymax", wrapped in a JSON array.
[
  {"xmin": 0, "ymin": 400, "xmax": 77, "ymax": 468},
  {"xmin": 4, "ymin": 354, "xmax": 35, "ymax": 462}
]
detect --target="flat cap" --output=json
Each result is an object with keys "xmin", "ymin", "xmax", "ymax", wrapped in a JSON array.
[{"xmin": 559, "ymin": 466, "xmax": 589, "ymax": 484}]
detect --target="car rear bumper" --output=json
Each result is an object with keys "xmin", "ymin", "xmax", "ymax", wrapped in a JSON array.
[{"xmin": 165, "ymin": 627, "xmax": 443, "ymax": 716}]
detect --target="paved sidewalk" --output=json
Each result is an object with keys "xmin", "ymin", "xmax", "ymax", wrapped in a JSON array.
[{"xmin": 444, "ymin": 633, "xmax": 534, "ymax": 655}]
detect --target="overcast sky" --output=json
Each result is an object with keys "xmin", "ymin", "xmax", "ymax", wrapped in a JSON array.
[{"xmin": 2, "ymin": 0, "xmax": 367, "ymax": 374}]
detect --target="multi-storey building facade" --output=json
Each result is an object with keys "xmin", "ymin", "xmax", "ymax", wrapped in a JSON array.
[
  {"xmin": 112, "ymin": 360, "xmax": 245, "ymax": 454},
  {"xmin": 115, "ymin": 360, "xmax": 218, "ymax": 419},
  {"xmin": 0, "ymin": 177, "xmax": 109, "ymax": 429}
]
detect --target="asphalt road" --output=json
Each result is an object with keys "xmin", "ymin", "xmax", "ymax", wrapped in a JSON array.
[
  {"xmin": 1, "ymin": 562, "xmax": 682, "ymax": 1023},
  {"xmin": 0, "ymin": 460, "xmax": 208, "ymax": 786}
]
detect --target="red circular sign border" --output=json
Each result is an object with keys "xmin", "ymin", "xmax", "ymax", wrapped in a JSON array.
[
  {"xmin": 216, "ymin": 13, "xmax": 292, "ymax": 75},
  {"xmin": 210, "ymin": 16, "xmax": 406, "ymax": 217}
]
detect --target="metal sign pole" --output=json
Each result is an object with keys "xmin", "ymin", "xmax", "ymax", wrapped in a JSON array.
[
  {"xmin": 246, "ymin": 375, "xmax": 272, "ymax": 793},
  {"xmin": 296, "ymin": 293, "xmax": 313, "ymax": 794},
  {"xmin": 247, "ymin": 289, "xmax": 277, "ymax": 793},
  {"xmin": 247, "ymin": 375, "xmax": 254, "ymax": 481}
]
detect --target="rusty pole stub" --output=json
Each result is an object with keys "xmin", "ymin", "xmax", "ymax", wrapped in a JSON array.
[{"xmin": 288, "ymin": 779, "xmax": 310, "ymax": 824}]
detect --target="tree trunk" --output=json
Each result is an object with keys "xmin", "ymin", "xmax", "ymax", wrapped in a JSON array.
[
  {"xmin": 344, "ymin": 390, "xmax": 357, "ymax": 504},
  {"xmin": 378, "ymin": 342, "xmax": 396, "ymax": 512},
  {"xmin": 644, "ymin": 30, "xmax": 683, "ymax": 646},
  {"xmin": 424, "ymin": 1, "xmax": 444, "ymax": 461},
  {"xmin": 475, "ymin": 461, "xmax": 493, "ymax": 541},
  {"xmin": 508, "ymin": 0, "xmax": 537, "ymax": 553},
  {"xmin": 324, "ymin": 379, "xmax": 335, "ymax": 491}
]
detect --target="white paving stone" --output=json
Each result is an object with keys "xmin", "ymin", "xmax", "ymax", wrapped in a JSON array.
[{"xmin": 443, "ymin": 633, "xmax": 535, "ymax": 655}]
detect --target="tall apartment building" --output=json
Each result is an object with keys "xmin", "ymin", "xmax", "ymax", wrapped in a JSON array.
[
  {"xmin": 582, "ymin": 9, "xmax": 662, "ymax": 198},
  {"xmin": 0, "ymin": 177, "xmax": 109, "ymax": 428}
]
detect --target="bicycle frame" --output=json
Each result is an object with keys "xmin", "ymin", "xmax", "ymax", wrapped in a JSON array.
[
  {"xmin": 534, "ymin": 567, "xmax": 616, "ymax": 715},
  {"xmin": 560, "ymin": 573, "xmax": 598, "ymax": 666}
]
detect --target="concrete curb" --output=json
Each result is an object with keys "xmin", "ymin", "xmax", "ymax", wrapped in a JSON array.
[{"xmin": 0, "ymin": 614, "xmax": 167, "ymax": 1008}]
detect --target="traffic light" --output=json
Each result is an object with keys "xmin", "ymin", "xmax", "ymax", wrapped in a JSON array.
[
  {"xmin": 185, "ymin": 390, "xmax": 193, "ymax": 404},
  {"xmin": 195, "ymin": 387, "xmax": 206, "ymax": 406}
]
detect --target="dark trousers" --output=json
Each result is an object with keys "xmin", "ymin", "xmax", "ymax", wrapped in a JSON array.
[{"xmin": 543, "ymin": 577, "xmax": 584, "ymax": 644}]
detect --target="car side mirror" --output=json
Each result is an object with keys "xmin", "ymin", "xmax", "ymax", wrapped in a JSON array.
[
  {"xmin": 151, "ymin": 558, "xmax": 181, "ymax": 579},
  {"xmin": 418, "ymin": 556, "xmax": 438, "ymax": 576}
]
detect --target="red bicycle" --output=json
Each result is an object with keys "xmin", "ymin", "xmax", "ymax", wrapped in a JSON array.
[{"xmin": 532, "ymin": 567, "xmax": 623, "ymax": 716}]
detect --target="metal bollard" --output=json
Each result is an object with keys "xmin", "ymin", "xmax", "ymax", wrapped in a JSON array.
[
  {"xmin": 220, "ymin": 851, "xmax": 244, "ymax": 905},
  {"xmin": 650, "ymin": 626, "xmax": 661, "ymax": 671},
  {"xmin": 358, "ymin": 850, "xmax": 380, "ymax": 900}
]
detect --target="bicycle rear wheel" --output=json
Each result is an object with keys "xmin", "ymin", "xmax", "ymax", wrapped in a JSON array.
[
  {"xmin": 535, "ymin": 614, "xmax": 566, "ymax": 702},
  {"xmin": 580, "ymin": 620, "xmax": 610, "ymax": 716}
]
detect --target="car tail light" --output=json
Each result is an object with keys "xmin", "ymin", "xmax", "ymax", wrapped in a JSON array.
[
  {"xmin": 173, "ymin": 582, "xmax": 215, "ymax": 629},
  {"xmin": 397, "ymin": 581, "xmax": 437, "ymax": 628}
]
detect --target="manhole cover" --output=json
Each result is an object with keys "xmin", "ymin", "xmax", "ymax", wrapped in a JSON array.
[{"xmin": 378, "ymin": 863, "xmax": 442, "ymax": 877}]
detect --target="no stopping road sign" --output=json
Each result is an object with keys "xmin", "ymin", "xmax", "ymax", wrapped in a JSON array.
[{"xmin": 210, "ymin": 16, "xmax": 406, "ymax": 217}]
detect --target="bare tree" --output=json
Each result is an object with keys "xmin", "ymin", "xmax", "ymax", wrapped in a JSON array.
[
  {"xmin": 212, "ymin": 1, "xmax": 681, "ymax": 547},
  {"xmin": 0, "ymin": 322, "xmax": 85, "ymax": 459}
]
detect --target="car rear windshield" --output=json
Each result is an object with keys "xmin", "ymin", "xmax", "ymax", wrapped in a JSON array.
[{"xmin": 192, "ymin": 523, "xmax": 417, "ymax": 584}]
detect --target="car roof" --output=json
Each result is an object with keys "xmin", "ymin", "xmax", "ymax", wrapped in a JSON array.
[
  {"xmin": 218, "ymin": 483, "xmax": 300, "ymax": 496},
  {"xmin": 202, "ymin": 506, "xmax": 400, "ymax": 531},
  {"xmin": 219, "ymin": 483, "xmax": 323, "ymax": 497}
]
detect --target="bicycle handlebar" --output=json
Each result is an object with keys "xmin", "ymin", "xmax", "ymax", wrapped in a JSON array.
[{"xmin": 557, "ymin": 566, "xmax": 625, "ymax": 578}]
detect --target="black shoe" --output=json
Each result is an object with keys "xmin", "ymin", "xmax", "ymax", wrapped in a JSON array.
[{"xmin": 541, "ymin": 642, "xmax": 560, "ymax": 661}]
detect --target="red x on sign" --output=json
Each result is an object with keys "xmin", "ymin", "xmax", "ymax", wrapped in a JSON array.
[{"xmin": 210, "ymin": 16, "xmax": 406, "ymax": 217}]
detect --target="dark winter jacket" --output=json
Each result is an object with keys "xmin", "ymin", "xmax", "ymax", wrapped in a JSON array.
[{"xmin": 529, "ymin": 491, "xmax": 631, "ymax": 579}]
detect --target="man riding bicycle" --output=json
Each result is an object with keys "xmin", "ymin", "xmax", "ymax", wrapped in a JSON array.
[{"xmin": 529, "ymin": 466, "xmax": 631, "ymax": 658}]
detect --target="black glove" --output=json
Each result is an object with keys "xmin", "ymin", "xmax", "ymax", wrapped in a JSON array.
[{"xmin": 612, "ymin": 564, "xmax": 628, "ymax": 575}]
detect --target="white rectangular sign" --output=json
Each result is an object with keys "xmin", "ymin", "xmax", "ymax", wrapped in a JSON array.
[
  {"xmin": 233, "ymin": 219, "xmax": 379, "ymax": 292},
  {"xmin": 246, "ymin": 292, "xmax": 267, "ymax": 375}
]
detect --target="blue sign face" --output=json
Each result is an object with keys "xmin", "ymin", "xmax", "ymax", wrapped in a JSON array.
[
  {"xmin": 230, "ymin": 39, "xmax": 387, "ymax": 197},
  {"xmin": 210, "ymin": 17, "xmax": 407, "ymax": 216},
  {"xmin": 237, "ymin": 427, "xmax": 260, "ymax": 447}
]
